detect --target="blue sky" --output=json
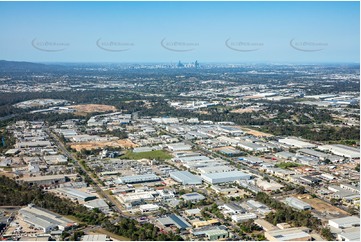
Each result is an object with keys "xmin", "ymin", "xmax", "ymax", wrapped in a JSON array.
[{"xmin": 0, "ymin": 1, "xmax": 359, "ymax": 63}]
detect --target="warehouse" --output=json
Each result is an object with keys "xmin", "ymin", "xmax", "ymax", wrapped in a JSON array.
[
  {"xmin": 57, "ymin": 188, "xmax": 97, "ymax": 202},
  {"xmin": 217, "ymin": 126, "xmax": 243, "ymax": 136},
  {"xmin": 231, "ymin": 213, "xmax": 257, "ymax": 223},
  {"xmin": 167, "ymin": 142, "xmax": 192, "ymax": 151},
  {"xmin": 117, "ymin": 191, "xmax": 156, "ymax": 205},
  {"xmin": 204, "ymin": 229, "xmax": 228, "ymax": 240},
  {"xmin": 43, "ymin": 155, "xmax": 68, "ymax": 165},
  {"xmin": 117, "ymin": 174, "xmax": 160, "ymax": 184},
  {"xmin": 264, "ymin": 227, "xmax": 312, "ymax": 241},
  {"xmin": 15, "ymin": 141, "xmax": 52, "ymax": 148},
  {"xmin": 218, "ymin": 147, "xmax": 242, "ymax": 156},
  {"xmin": 192, "ymin": 219, "xmax": 220, "ymax": 228},
  {"xmin": 198, "ymin": 165, "xmax": 234, "ymax": 174},
  {"xmin": 318, "ymin": 144, "xmax": 360, "ymax": 159},
  {"xmin": 81, "ymin": 234, "xmax": 110, "ymax": 241},
  {"xmin": 158, "ymin": 214, "xmax": 191, "ymax": 230},
  {"xmin": 337, "ymin": 227, "xmax": 360, "ymax": 241},
  {"xmin": 84, "ymin": 199, "xmax": 110, "ymax": 213},
  {"xmin": 19, "ymin": 204, "xmax": 76, "ymax": 233},
  {"xmin": 237, "ymin": 141, "xmax": 268, "ymax": 152},
  {"xmin": 201, "ymin": 171, "xmax": 251, "ymax": 184},
  {"xmin": 284, "ymin": 197, "xmax": 312, "ymax": 211},
  {"xmin": 329, "ymin": 216, "xmax": 360, "ymax": 229},
  {"xmin": 18, "ymin": 174, "xmax": 76, "ymax": 186},
  {"xmin": 181, "ymin": 192, "xmax": 205, "ymax": 202},
  {"xmin": 139, "ymin": 204, "xmax": 160, "ymax": 213},
  {"xmin": 278, "ymin": 138, "xmax": 316, "ymax": 148},
  {"xmin": 220, "ymin": 203, "xmax": 246, "ymax": 215},
  {"xmin": 169, "ymin": 171, "xmax": 202, "ymax": 185}
]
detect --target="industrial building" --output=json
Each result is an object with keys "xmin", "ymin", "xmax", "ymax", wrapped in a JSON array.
[
  {"xmin": 15, "ymin": 141, "xmax": 52, "ymax": 148},
  {"xmin": 237, "ymin": 141, "xmax": 268, "ymax": 152},
  {"xmin": 204, "ymin": 228, "xmax": 228, "ymax": 240},
  {"xmin": 158, "ymin": 214, "xmax": 191, "ymax": 230},
  {"xmin": 169, "ymin": 171, "xmax": 202, "ymax": 185},
  {"xmin": 231, "ymin": 213, "xmax": 257, "ymax": 223},
  {"xmin": 117, "ymin": 191, "xmax": 156, "ymax": 204},
  {"xmin": 167, "ymin": 142, "xmax": 192, "ymax": 151},
  {"xmin": 19, "ymin": 204, "xmax": 76, "ymax": 233},
  {"xmin": 201, "ymin": 170, "xmax": 251, "ymax": 184},
  {"xmin": 220, "ymin": 203, "xmax": 246, "ymax": 215},
  {"xmin": 18, "ymin": 174, "xmax": 76, "ymax": 186},
  {"xmin": 278, "ymin": 138, "xmax": 316, "ymax": 148},
  {"xmin": 337, "ymin": 227, "xmax": 360, "ymax": 241},
  {"xmin": 192, "ymin": 219, "xmax": 220, "ymax": 228},
  {"xmin": 284, "ymin": 197, "xmax": 312, "ymax": 211},
  {"xmin": 117, "ymin": 174, "xmax": 160, "ymax": 184},
  {"xmin": 81, "ymin": 234, "xmax": 110, "ymax": 241},
  {"xmin": 139, "ymin": 204, "xmax": 160, "ymax": 213},
  {"xmin": 181, "ymin": 192, "xmax": 205, "ymax": 202},
  {"xmin": 57, "ymin": 188, "xmax": 97, "ymax": 202},
  {"xmin": 264, "ymin": 227, "xmax": 312, "ymax": 241},
  {"xmin": 318, "ymin": 144, "xmax": 360, "ymax": 159},
  {"xmin": 328, "ymin": 216, "xmax": 360, "ymax": 229},
  {"xmin": 198, "ymin": 165, "xmax": 234, "ymax": 174},
  {"xmin": 84, "ymin": 199, "xmax": 110, "ymax": 213}
]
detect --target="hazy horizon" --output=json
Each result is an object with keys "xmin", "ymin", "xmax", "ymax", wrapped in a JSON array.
[{"xmin": 0, "ymin": 1, "xmax": 359, "ymax": 63}]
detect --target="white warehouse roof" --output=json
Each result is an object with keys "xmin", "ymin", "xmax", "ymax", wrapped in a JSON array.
[{"xmin": 201, "ymin": 170, "xmax": 251, "ymax": 184}]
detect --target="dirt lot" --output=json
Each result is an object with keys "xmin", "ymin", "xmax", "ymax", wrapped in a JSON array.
[
  {"xmin": 68, "ymin": 104, "xmax": 117, "ymax": 115},
  {"xmin": 230, "ymin": 108, "xmax": 255, "ymax": 114},
  {"xmin": 70, "ymin": 139, "xmax": 136, "ymax": 151},
  {"xmin": 241, "ymin": 127, "xmax": 273, "ymax": 137},
  {"xmin": 295, "ymin": 194, "xmax": 349, "ymax": 216}
]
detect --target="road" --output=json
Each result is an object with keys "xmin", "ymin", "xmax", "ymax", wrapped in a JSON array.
[{"xmin": 45, "ymin": 127, "xmax": 127, "ymax": 217}]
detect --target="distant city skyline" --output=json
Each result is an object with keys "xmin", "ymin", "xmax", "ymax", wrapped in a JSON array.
[{"xmin": 0, "ymin": 1, "xmax": 359, "ymax": 63}]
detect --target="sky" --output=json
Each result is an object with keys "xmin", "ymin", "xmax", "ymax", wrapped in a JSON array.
[{"xmin": 0, "ymin": 1, "xmax": 359, "ymax": 63}]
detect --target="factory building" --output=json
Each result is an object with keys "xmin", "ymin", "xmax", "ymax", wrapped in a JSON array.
[
  {"xmin": 169, "ymin": 171, "xmax": 202, "ymax": 185},
  {"xmin": 19, "ymin": 204, "xmax": 76, "ymax": 233},
  {"xmin": 198, "ymin": 165, "xmax": 235, "ymax": 174},
  {"xmin": 158, "ymin": 214, "xmax": 191, "ymax": 230},
  {"xmin": 284, "ymin": 197, "xmax": 312, "ymax": 211},
  {"xmin": 139, "ymin": 204, "xmax": 160, "ymax": 213},
  {"xmin": 201, "ymin": 171, "xmax": 251, "ymax": 184},
  {"xmin": 117, "ymin": 174, "xmax": 161, "ymax": 184},
  {"xmin": 181, "ymin": 192, "xmax": 205, "ymax": 202},
  {"xmin": 264, "ymin": 227, "xmax": 312, "ymax": 241},
  {"xmin": 231, "ymin": 213, "xmax": 257, "ymax": 223},
  {"xmin": 167, "ymin": 143, "xmax": 192, "ymax": 151},
  {"xmin": 57, "ymin": 188, "xmax": 97, "ymax": 202},
  {"xmin": 318, "ymin": 144, "xmax": 360, "ymax": 159},
  {"xmin": 278, "ymin": 138, "xmax": 316, "ymax": 148},
  {"xmin": 18, "ymin": 174, "xmax": 76, "ymax": 186},
  {"xmin": 328, "ymin": 216, "xmax": 360, "ymax": 229}
]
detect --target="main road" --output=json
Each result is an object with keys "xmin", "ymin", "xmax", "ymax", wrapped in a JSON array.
[{"xmin": 45, "ymin": 127, "xmax": 127, "ymax": 217}]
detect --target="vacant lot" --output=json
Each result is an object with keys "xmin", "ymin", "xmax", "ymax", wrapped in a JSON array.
[
  {"xmin": 121, "ymin": 150, "xmax": 173, "ymax": 161},
  {"xmin": 242, "ymin": 127, "xmax": 273, "ymax": 137},
  {"xmin": 68, "ymin": 104, "xmax": 117, "ymax": 115},
  {"xmin": 70, "ymin": 139, "xmax": 136, "ymax": 151},
  {"xmin": 230, "ymin": 108, "xmax": 255, "ymax": 114},
  {"xmin": 295, "ymin": 195, "xmax": 349, "ymax": 216}
]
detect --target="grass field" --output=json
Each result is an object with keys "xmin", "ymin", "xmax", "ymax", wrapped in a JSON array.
[
  {"xmin": 121, "ymin": 150, "xmax": 172, "ymax": 161},
  {"xmin": 275, "ymin": 162, "xmax": 301, "ymax": 169}
]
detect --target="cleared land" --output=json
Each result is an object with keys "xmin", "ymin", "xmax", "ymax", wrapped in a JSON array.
[
  {"xmin": 70, "ymin": 139, "xmax": 136, "ymax": 151},
  {"xmin": 230, "ymin": 108, "xmax": 256, "ymax": 114},
  {"xmin": 121, "ymin": 150, "xmax": 173, "ymax": 161},
  {"xmin": 68, "ymin": 104, "xmax": 117, "ymax": 115},
  {"xmin": 295, "ymin": 195, "xmax": 349, "ymax": 216},
  {"xmin": 241, "ymin": 127, "xmax": 273, "ymax": 137}
]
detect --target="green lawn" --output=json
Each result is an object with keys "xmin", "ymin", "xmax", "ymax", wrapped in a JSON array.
[
  {"xmin": 121, "ymin": 150, "xmax": 172, "ymax": 161},
  {"xmin": 275, "ymin": 162, "xmax": 301, "ymax": 169}
]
